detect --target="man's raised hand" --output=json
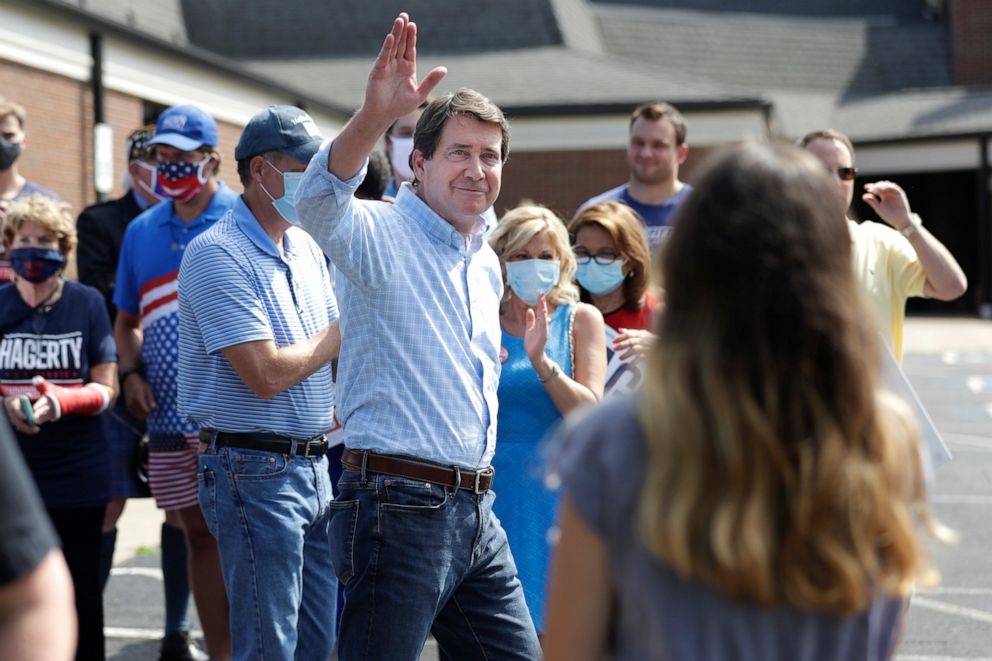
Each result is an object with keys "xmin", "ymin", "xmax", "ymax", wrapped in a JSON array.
[{"xmin": 364, "ymin": 13, "xmax": 447, "ymax": 123}]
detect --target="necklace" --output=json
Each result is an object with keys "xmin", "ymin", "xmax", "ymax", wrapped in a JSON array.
[{"xmin": 27, "ymin": 278, "xmax": 63, "ymax": 334}]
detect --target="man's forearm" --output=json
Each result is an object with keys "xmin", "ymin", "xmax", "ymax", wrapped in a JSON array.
[
  {"xmin": 327, "ymin": 109, "xmax": 394, "ymax": 182},
  {"xmin": 910, "ymin": 228, "xmax": 968, "ymax": 301},
  {"xmin": 223, "ymin": 323, "xmax": 341, "ymax": 399},
  {"xmin": 113, "ymin": 313, "xmax": 144, "ymax": 370}
]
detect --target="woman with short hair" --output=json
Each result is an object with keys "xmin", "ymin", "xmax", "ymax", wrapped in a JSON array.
[{"xmin": 0, "ymin": 195, "xmax": 117, "ymax": 661}]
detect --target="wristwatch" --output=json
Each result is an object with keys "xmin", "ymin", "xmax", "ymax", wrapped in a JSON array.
[
  {"xmin": 899, "ymin": 213, "xmax": 923, "ymax": 238},
  {"xmin": 119, "ymin": 367, "xmax": 143, "ymax": 385}
]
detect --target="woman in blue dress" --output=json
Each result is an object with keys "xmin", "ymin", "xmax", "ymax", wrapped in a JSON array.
[{"xmin": 487, "ymin": 204, "xmax": 606, "ymax": 633}]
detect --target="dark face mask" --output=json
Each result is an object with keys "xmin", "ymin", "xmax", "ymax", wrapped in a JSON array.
[
  {"xmin": 0, "ymin": 138, "xmax": 21, "ymax": 171},
  {"xmin": 9, "ymin": 247, "xmax": 65, "ymax": 283}
]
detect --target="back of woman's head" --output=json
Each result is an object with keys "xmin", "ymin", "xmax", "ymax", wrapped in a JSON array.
[{"xmin": 640, "ymin": 141, "xmax": 936, "ymax": 615}]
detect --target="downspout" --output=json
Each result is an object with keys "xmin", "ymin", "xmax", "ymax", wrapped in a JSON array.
[
  {"xmin": 979, "ymin": 133, "xmax": 991, "ymax": 317},
  {"xmin": 89, "ymin": 32, "xmax": 108, "ymax": 203}
]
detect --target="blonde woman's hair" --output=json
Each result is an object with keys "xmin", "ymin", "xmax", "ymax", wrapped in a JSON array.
[
  {"xmin": 489, "ymin": 204, "xmax": 578, "ymax": 307},
  {"xmin": 3, "ymin": 195, "xmax": 76, "ymax": 255},
  {"xmin": 639, "ymin": 141, "xmax": 940, "ymax": 615},
  {"xmin": 568, "ymin": 200, "xmax": 652, "ymax": 311}
]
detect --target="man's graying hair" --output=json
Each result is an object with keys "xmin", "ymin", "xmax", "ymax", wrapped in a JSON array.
[{"xmin": 410, "ymin": 89, "xmax": 509, "ymax": 185}]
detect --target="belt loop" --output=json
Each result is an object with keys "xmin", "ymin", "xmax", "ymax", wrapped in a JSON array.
[
  {"xmin": 204, "ymin": 429, "xmax": 218, "ymax": 453},
  {"xmin": 360, "ymin": 450, "xmax": 369, "ymax": 485},
  {"xmin": 288, "ymin": 438, "xmax": 299, "ymax": 458},
  {"xmin": 452, "ymin": 466, "xmax": 462, "ymax": 492}
]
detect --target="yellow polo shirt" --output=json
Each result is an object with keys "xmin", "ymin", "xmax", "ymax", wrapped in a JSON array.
[{"xmin": 848, "ymin": 219, "xmax": 926, "ymax": 361}]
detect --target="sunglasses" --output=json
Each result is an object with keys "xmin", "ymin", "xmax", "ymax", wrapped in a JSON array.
[{"xmin": 835, "ymin": 167, "xmax": 858, "ymax": 182}]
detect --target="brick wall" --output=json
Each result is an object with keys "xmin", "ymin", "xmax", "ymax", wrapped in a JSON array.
[
  {"xmin": 1, "ymin": 57, "xmax": 245, "ymax": 212},
  {"xmin": 496, "ymin": 146, "xmax": 713, "ymax": 221},
  {"xmin": 1, "ymin": 58, "xmax": 91, "ymax": 214},
  {"xmin": 2, "ymin": 56, "xmax": 248, "ymax": 279},
  {"xmin": 950, "ymin": 0, "xmax": 992, "ymax": 86}
]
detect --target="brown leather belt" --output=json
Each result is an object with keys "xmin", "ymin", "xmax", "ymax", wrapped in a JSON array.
[{"xmin": 341, "ymin": 448, "xmax": 495, "ymax": 494}]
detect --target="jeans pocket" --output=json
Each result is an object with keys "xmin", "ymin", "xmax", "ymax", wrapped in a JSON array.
[
  {"xmin": 198, "ymin": 466, "xmax": 218, "ymax": 538},
  {"xmin": 328, "ymin": 499, "xmax": 359, "ymax": 586},
  {"xmin": 228, "ymin": 449, "xmax": 290, "ymax": 481},
  {"xmin": 380, "ymin": 477, "xmax": 449, "ymax": 512}
]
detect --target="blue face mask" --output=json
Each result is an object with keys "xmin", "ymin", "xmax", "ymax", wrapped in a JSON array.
[
  {"xmin": 576, "ymin": 259, "xmax": 626, "ymax": 296},
  {"xmin": 9, "ymin": 247, "xmax": 65, "ymax": 284},
  {"xmin": 505, "ymin": 259, "xmax": 560, "ymax": 305},
  {"xmin": 261, "ymin": 159, "xmax": 303, "ymax": 225}
]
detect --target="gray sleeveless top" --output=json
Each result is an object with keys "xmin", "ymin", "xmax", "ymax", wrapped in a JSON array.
[{"xmin": 556, "ymin": 395, "xmax": 907, "ymax": 661}]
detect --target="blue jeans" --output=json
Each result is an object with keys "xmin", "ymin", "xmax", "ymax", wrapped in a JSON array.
[
  {"xmin": 330, "ymin": 461, "xmax": 541, "ymax": 661},
  {"xmin": 199, "ymin": 442, "xmax": 337, "ymax": 661}
]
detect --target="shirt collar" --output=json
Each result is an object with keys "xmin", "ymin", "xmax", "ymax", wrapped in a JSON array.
[
  {"xmin": 157, "ymin": 180, "xmax": 233, "ymax": 228},
  {"xmin": 394, "ymin": 184, "xmax": 488, "ymax": 251},
  {"xmin": 131, "ymin": 188, "xmax": 154, "ymax": 211}
]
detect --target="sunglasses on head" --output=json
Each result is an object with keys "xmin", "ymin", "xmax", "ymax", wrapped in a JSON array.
[{"xmin": 835, "ymin": 167, "xmax": 858, "ymax": 181}]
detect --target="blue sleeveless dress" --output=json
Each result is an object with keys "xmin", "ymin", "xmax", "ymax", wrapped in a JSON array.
[{"xmin": 493, "ymin": 303, "xmax": 575, "ymax": 631}]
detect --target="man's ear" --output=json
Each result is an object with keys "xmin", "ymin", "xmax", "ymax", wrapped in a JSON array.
[
  {"xmin": 249, "ymin": 155, "xmax": 268, "ymax": 184},
  {"xmin": 676, "ymin": 142, "xmax": 689, "ymax": 165},
  {"xmin": 202, "ymin": 152, "xmax": 221, "ymax": 178},
  {"xmin": 411, "ymin": 148, "xmax": 427, "ymax": 183}
]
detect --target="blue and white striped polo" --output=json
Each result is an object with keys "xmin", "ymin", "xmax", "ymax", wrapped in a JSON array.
[{"xmin": 177, "ymin": 196, "xmax": 337, "ymax": 438}]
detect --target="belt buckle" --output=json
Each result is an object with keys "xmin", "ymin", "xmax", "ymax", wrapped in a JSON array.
[
  {"xmin": 473, "ymin": 466, "xmax": 494, "ymax": 494},
  {"xmin": 302, "ymin": 440, "xmax": 320, "ymax": 458}
]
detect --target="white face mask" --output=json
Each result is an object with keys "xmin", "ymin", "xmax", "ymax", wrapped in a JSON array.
[
  {"xmin": 389, "ymin": 136, "xmax": 415, "ymax": 182},
  {"xmin": 132, "ymin": 160, "xmax": 164, "ymax": 203}
]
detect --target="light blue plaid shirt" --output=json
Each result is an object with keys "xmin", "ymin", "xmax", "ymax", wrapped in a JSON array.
[{"xmin": 297, "ymin": 142, "xmax": 502, "ymax": 469}]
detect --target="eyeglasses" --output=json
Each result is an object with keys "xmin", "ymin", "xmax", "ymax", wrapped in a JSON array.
[
  {"xmin": 574, "ymin": 251, "xmax": 621, "ymax": 266},
  {"xmin": 835, "ymin": 167, "xmax": 858, "ymax": 181}
]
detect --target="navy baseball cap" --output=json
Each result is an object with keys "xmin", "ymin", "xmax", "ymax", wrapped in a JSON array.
[
  {"xmin": 234, "ymin": 105, "xmax": 323, "ymax": 164},
  {"xmin": 147, "ymin": 104, "xmax": 218, "ymax": 151}
]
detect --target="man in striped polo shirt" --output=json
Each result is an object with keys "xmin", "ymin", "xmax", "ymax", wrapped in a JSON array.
[{"xmin": 177, "ymin": 105, "xmax": 341, "ymax": 660}]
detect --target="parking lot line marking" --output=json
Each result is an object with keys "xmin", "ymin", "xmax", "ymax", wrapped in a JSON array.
[
  {"xmin": 104, "ymin": 626, "xmax": 204, "ymax": 640},
  {"xmin": 918, "ymin": 587, "xmax": 992, "ymax": 596},
  {"xmin": 932, "ymin": 494, "xmax": 992, "ymax": 505},
  {"xmin": 109, "ymin": 567, "xmax": 163, "ymax": 580},
  {"xmin": 943, "ymin": 351, "xmax": 992, "ymax": 365},
  {"xmin": 911, "ymin": 596, "xmax": 992, "ymax": 625}
]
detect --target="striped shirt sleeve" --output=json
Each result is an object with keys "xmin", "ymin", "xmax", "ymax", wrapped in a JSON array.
[{"xmin": 180, "ymin": 241, "xmax": 273, "ymax": 355}]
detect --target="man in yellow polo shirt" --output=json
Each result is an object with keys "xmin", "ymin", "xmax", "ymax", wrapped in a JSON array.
[{"xmin": 802, "ymin": 129, "xmax": 967, "ymax": 360}]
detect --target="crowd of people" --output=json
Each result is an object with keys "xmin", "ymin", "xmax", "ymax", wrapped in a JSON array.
[{"xmin": 0, "ymin": 10, "xmax": 970, "ymax": 661}]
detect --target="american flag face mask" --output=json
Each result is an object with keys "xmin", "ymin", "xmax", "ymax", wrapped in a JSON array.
[{"xmin": 156, "ymin": 157, "xmax": 210, "ymax": 203}]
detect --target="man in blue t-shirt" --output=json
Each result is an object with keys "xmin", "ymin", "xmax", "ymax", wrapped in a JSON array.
[
  {"xmin": 178, "ymin": 105, "xmax": 341, "ymax": 660},
  {"xmin": 578, "ymin": 102, "xmax": 693, "ymax": 246}
]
